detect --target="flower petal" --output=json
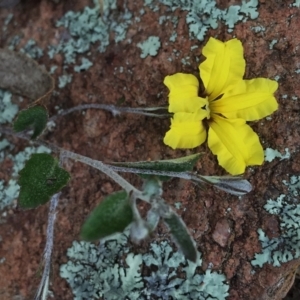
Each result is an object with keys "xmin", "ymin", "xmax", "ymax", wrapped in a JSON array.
[
  {"xmin": 210, "ymin": 78, "xmax": 278, "ymax": 121},
  {"xmin": 164, "ymin": 73, "xmax": 208, "ymax": 113},
  {"xmin": 208, "ymin": 115, "xmax": 264, "ymax": 175},
  {"xmin": 164, "ymin": 112, "xmax": 207, "ymax": 149},
  {"xmin": 200, "ymin": 38, "xmax": 246, "ymax": 100}
]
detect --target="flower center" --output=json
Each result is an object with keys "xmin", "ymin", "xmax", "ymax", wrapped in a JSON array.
[
  {"xmin": 202, "ymin": 93, "xmax": 224, "ymax": 120},
  {"xmin": 202, "ymin": 96, "xmax": 210, "ymax": 119}
]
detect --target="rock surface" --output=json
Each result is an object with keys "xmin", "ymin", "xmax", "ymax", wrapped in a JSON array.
[{"xmin": 0, "ymin": 0, "xmax": 300, "ymax": 299}]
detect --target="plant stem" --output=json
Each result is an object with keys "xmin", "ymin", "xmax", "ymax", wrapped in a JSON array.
[
  {"xmin": 35, "ymin": 192, "xmax": 60, "ymax": 300},
  {"xmin": 105, "ymin": 165, "xmax": 252, "ymax": 195},
  {"xmin": 0, "ymin": 125, "xmax": 150, "ymax": 199},
  {"xmin": 62, "ymin": 149, "xmax": 139, "ymax": 192},
  {"xmin": 49, "ymin": 104, "xmax": 170, "ymax": 121},
  {"xmin": 0, "ymin": 125, "xmax": 251, "ymax": 196}
]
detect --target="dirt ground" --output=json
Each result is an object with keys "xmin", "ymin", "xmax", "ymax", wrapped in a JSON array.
[{"xmin": 1, "ymin": 0, "xmax": 300, "ymax": 299}]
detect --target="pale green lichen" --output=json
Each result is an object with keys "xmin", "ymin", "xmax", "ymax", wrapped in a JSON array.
[
  {"xmin": 143, "ymin": 241, "xmax": 229, "ymax": 300},
  {"xmin": 0, "ymin": 89, "xmax": 18, "ymax": 124},
  {"xmin": 251, "ymin": 25, "xmax": 266, "ymax": 33},
  {"xmin": 0, "ymin": 89, "xmax": 19, "ymax": 210},
  {"xmin": 274, "ymin": 75, "xmax": 280, "ymax": 81},
  {"xmin": 137, "ymin": 36, "xmax": 161, "ymax": 58},
  {"xmin": 8, "ymin": 37, "xmax": 43, "ymax": 59},
  {"xmin": 224, "ymin": 5, "xmax": 242, "ymax": 29},
  {"xmin": 46, "ymin": 0, "xmax": 135, "ymax": 88},
  {"xmin": 169, "ymin": 32, "xmax": 177, "ymax": 42},
  {"xmin": 2, "ymin": 13, "xmax": 13, "ymax": 31},
  {"xmin": 293, "ymin": 0, "xmax": 300, "ymax": 8},
  {"xmin": 4, "ymin": 13, "xmax": 13, "ymax": 26},
  {"xmin": 60, "ymin": 232, "xmax": 229, "ymax": 299},
  {"xmin": 181, "ymin": 57, "xmax": 191, "ymax": 66},
  {"xmin": 252, "ymin": 175, "xmax": 300, "ymax": 267},
  {"xmin": 74, "ymin": 57, "xmax": 93, "ymax": 72},
  {"xmin": 145, "ymin": 0, "xmax": 259, "ymax": 41},
  {"xmin": 8, "ymin": 35, "xmax": 22, "ymax": 50},
  {"xmin": 49, "ymin": 65, "xmax": 58, "ymax": 74},
  {"xmin": 60, "ymin": 232, "xmax": 143, "ymax": 300},
  {"xmin": 53, "ymin": 0, "xmax": 131, "ymax": 63},
  {"xmin": 264, "ymin": 148, "xmax": 290, "ymax": 162},
  {"xmin": 58, "ymin": 74, "xmax": 73, "ymax": 89},
  {"xmin": 283, "ymin": 175, "xmax": 300, "ymax": 197},
  {"xmin": 174, "ymin": 201, "xmax": 182, "ymax": 209},
  {"xmin": 20, "ymin": 39, "xmax": 44, "ymax": 59},
  {"xmin": 269, "ymin": 39, "xmax": 278, "ymax": 50},
  {"xmin": 0, "ymin": 138, "xmax": 10, "ymax": 153}
]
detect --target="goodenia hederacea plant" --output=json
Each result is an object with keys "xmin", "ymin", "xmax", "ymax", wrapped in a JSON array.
[
  {"xmin": 0, "ymin": 37, "xmax": 259, "ymax": 300},
  {"xmin": 163, "ymin": 37, "xmax": 278, "ymax": 175}
]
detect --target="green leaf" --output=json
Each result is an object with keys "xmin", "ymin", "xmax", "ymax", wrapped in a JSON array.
[
  {"xmin": 110, "ymin": 153, "xmax": 201, "ymax": 180},
  {"xmin": 13, "ymin": 105, "xmax": 48, "ymax": 139},
  {"xmin": 18, "ymin": 153, "xmax": 70, "ymax": 209},
  {"xmin": 81, "ymin": 190, "xmax": 133, "ymax": 241},
  {"xmin": 197, "ymin": 175, "xmax": 252, "ymax": 196},
  {"xmin": 164, "ymin": 213, "xmax": 198, "ymax": 262}
]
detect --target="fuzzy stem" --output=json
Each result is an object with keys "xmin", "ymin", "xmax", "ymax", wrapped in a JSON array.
[
  {"xmin": 105, "ymin": 165, "xmax": 252, "ymax": 195},
  {"xmin": 34, "ymin": 192, "xmax": 60, "ymax": 300},
  {"xmin": 0, "ymin": 125, "xmax": 251, "ymax": 196},
  {"xmin": 0, "ymin": 125, "xmax": 150, "ymax": 199},
  {"xmin": 49, "ymin": 104, "xmax": 170, "ymax": 121},
  {"xmin": 60, "ymin": 149, "xmax": 149, "ymax": 201}
]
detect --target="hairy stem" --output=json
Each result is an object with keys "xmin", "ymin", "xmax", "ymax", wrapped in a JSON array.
[
  {"xmin": 49, "ymin": 103, "xmax": 170, "ymax": 121},
  {"xmin": 61, "ymin": 149, "xmax": 143, "ymax": 196},
  {"xmin": 35, "ymin": 192, "xmax": 60, "ymax": 300},
  {"xmin": 105, "ymin": 165, "xmax": 252, "ymax": 195},
  {"xmin": 0, "ymin": 125, "xmax": 251, "ymax": 196}
]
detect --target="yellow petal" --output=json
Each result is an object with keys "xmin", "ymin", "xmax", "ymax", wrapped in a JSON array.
[
  {"xmin": 210, "ymin": 78, "xmax": 278, "ymax": 121},
  {"xmin": 164, "ymin": 73, "xmax": 208, "ymax": 113},
  {"xmin": 208, "ymin": 115, "xmax": 264, "ymax": 175},
  {"xmin": 200, "ymin": 38, "xmax": 246, "ymax": 100},
  {"xmin": 164, "ymin": 112, "xmax": 207, "ymax": 149}
]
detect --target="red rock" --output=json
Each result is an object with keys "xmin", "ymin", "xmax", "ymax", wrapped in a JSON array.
[
  {"xmin": 0, "ymin": 1, "xmax": 300, "ymax": 299},
  {"xmin": 212, "ymin": 218, "xmax": 231, "ymax": 247}
]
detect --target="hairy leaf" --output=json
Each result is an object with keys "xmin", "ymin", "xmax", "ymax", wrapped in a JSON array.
[
  {"xmin": 81, "ymin": 190, "xmax": 133, "ymax": 241},
  {"xmin": 197, "ymin": 175, "xmax": 252, "ymax": 196},
  {"xmin": 18, "ymin": 153, "xmax": 70, "ymax": 209},
  {"xmin": 164, "ymin": 213, "xmax": 198, "ymax": 262},
  {"xmin": 13, "ymin": 105, "xmax": 48, "ymax": 139},
  {"xmin": 110, "ymin": 153, "xmax": 201, "ymax": 180}
]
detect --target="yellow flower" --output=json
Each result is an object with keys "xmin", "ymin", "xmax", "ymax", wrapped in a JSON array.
[{"xmin": 163, "ymin": 38, "xmax": 278, "ymax": 175}]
